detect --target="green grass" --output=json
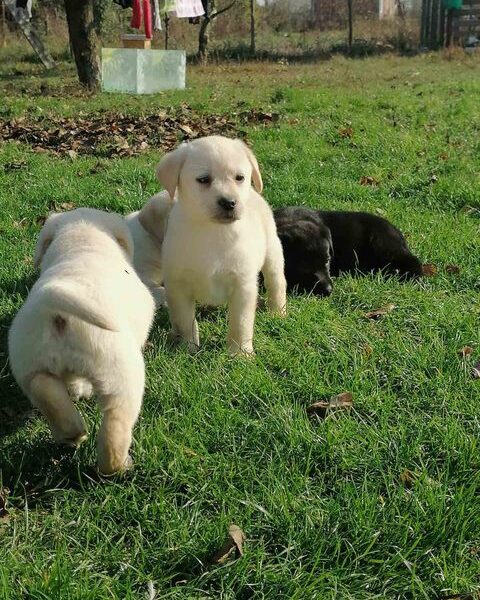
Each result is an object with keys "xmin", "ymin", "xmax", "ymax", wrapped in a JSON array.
[{"xmin": 1, "ymin": 53, "xmax": 480, "ymax": 599}]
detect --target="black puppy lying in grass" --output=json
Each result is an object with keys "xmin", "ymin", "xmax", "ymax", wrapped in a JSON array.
[{"xmin": 274, "ymin": 207, "xmax": 423, "ymax": 296}]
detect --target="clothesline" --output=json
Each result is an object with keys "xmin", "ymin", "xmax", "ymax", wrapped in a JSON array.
[{"xmin": 115, "ymin": 0, "xmax": 205, "ymax": 36}]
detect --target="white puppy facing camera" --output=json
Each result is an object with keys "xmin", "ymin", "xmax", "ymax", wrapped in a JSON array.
[{"xmin": 158, "ymin": 135, "xmax": 287, "ymax": 356}]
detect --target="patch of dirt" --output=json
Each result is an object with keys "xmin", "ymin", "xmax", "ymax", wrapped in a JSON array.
[{"xmin": 0, "ymin": 106, "xmax": 279, "ymax": 158}]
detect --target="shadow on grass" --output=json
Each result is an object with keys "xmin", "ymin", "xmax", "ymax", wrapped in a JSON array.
[{"xmin": 187, "ymin": 37, "xmax": 419, "ymax": 64}]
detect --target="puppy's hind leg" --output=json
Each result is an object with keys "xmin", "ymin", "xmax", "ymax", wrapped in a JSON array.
[
  {"xmin": 262, "ymin": 235, "xmax": 287, "ymax": 316},
  {"xmin": 95, "ymin": 351, "xmax": 145, "ymax": 476},
  {"xmin": 29, "ymin": 373, "xmax": 87, "ymax": 447}
]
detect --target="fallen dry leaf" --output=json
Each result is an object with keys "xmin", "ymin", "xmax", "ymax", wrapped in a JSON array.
[
  {"xmin": 422, "ymin": 263, "xmax": 438, "ymax": 277},
  {"xmin": 399, "ymin": 468, "xmax": 416, "ymax": 488},
  {"xmin": 458, "ymin": 346, "xmax": 473, "ymax": 358},
  {"xmin": 445, "ymin": 264, "xmax": 460, "ymax": 274},
  {"xmin": 307, "ymin": 392, "xmax": 353, "ymax": 419},
  {"xmin": 55, "ymin": 202, "xmax": 75, "ymax": 212},
  {"xmin": 472, "ymin": 361, "xmax": 480, "ymax": 380},
  {"xmin": 211, "ymin": 524, "xmax": 246, "ymax": 564},
  {"xmin": 339, "ymin": 126, "xmax": 353, "ymax": 138},
  {"xmin": 361, "ymin": 343, "xmax": 373, "ymax": 356},
  {"xmin": 359, "ymin": 175, "xmax": 379, "ymax": 186},
  {"xmin": 364, "ymin": 304, "xmax": 396, "ymax": 320},
  {"xmin": 13, "ymin": 218, "xmax": 28, "ymax": 229}
]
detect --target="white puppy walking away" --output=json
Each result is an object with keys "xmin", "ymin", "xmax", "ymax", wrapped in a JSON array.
[
  {"xmin": 125, "ymin": 190, "xmax": 174, "ymax": 307},
  {"xmin": 158, "ymin": 135, "xmax": 287, "ymax": 356},
  {"xmin": 8, "ymin": 208, "xmax": 155, "ymax": 475}
]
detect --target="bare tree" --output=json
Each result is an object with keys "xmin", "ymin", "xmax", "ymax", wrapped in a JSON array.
[
  {"xmin": 250, "ymin": 0, "xmax": 256, "ymax": 55},
  {"xmin": 64, "ymin": 0, "xmax": 100, "ymax": 90},
  {"xmin": 346, "ymin": 0, "xmax": 353, "ymax": 53},
  {"xmin": 198, "ymin": 0, "xmax": 236, "ymax": 62}
]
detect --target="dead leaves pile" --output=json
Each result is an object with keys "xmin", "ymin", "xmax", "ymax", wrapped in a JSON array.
[{"xmin": 0, "ymin": 106, "xmax": 279, "ymax": 159}]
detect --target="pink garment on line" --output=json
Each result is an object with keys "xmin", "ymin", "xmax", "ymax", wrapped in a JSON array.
[{"xmin": 173, "ymin": 0, "xmax": 204, "ymax": 18}]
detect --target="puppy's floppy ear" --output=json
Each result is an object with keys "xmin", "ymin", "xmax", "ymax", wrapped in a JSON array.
[
  {"xmin": 156, "ymin": 144, "xmax": 188, "ymax": 201},
  {"xmin": 138, "ymin": 192, "xmax": 174, "ymax": 245},
  {"xmin": 240, "ymin": 141, "xmax": 263, "ymax": 194},
  {"xmin": 33, "ymin": 212, "xmax": 60, "ymax": 269}
]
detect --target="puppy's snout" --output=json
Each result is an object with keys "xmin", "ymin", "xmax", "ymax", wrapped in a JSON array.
[{"xmin": 218, "ymin": 197, "xmax": 236, "ymax": 211}]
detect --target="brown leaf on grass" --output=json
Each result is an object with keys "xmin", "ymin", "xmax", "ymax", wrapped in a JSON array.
[
  {"xmin": 458, "ymin": 346, "xmax": 473, "ymax": 358},
  {"xmin": 55, "ymin": 202, "xmax": 75, "ymax": 212},
  {"xmin": 445, "ymin": 264, "xmax": 460, "ymax": 274},
  {"xmin": 307, "ymin": 392, "xmax": 353, "ymax": 419},
  {"xmin": 364, "ymin": 304, "xmax": 395, "ymax": 320},
  {"xmin": 0, "ymin": 487, "xmax": 10, "ymax": 522},
  {"xmin": 13, "ymin": 218, "xmax": 28, "ymax": 229},
  {"xmin": 211, "ymin": 525, "xmax": 246, "ymax": 564},
  {"xmin": 422, "ymin": 263, "xmax": 438, "ymax": 277},
  {"xmin": 359, "ymin": 175, "xmax": 379, "ymax": 186},
  {"xmin": 399, "ymin": 468, "xmax": 416, "ymax": 488},
  {"xmin": 339, "ymin": 126, "xmax": 353, "ymax": 138},
  {"xmin": 361, "ymin": 343, "xmax": 373, "ymax": 356},
  {"xmin": 472, "ymin": 361, "xmax": 480, "ymax": 380}
]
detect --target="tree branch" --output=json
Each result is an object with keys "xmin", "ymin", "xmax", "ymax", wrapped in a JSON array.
[{"xmin": 210, "ymin": 0, "xmax": 236, "ymax": 20}]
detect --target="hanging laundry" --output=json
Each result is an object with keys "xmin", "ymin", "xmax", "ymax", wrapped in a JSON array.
[
  {"xmin": 130, "ymin": 0, "xmax": 153, "ymax": 39},
  {"xmin": 152, "ymin": 0, "xmax": 162, "ymax": 30},
  {"xmin": 173, "ymin": 0, "xmax": 204, "ymax": 18}
]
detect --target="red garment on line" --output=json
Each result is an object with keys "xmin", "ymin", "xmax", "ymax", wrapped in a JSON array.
[
  {"xmin": 143, "ymin": 0, "xmax": 152, "ymax": 39},
  {"xmin": 130, "ymin": 0, "xmax": 141, "ymax": 29},
  {"xmin": 130, "ymin": 0, "xmax": 152, "ymax": 39}
]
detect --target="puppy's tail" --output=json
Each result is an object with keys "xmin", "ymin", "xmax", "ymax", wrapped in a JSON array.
[{"xmin": 39, "ymin": 283, "xmax": 119, "ymax": 332}]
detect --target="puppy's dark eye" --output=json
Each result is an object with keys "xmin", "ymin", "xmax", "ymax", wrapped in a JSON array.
[
  {"xmin": 196, "ymin": 175, "xmax": 211, "ymax": 185},
  {"xmin": 235, "ymin": 174, "xmax": 245, "ymax": 183}
]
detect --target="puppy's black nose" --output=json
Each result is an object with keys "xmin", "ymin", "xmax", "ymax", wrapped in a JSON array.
[{"xmin": 218, "ymin": 197, "xmax": 236, "ymax": 211}]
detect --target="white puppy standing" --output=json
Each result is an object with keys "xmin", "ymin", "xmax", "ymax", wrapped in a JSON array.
[
  {"xmin": 125, "ymin": 190, "xmax": 174, "ymax": 307},
  {"xmin": 8, "ymin": 208, "xmax": 155, "ymax": 475},
  {"xmin": 158, "ymin": 135, "xmax": 287, "ymax": 356}
]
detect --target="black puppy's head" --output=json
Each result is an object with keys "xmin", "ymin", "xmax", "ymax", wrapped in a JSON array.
[{"xmin": 276, "ymin": 210, "xmax": 333, "ymax": 297}]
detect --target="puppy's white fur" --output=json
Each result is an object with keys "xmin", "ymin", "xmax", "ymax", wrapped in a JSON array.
[
  {"xmin": 158, "ymin": 135, "xmax": 287, "ymax": 356},
  {"xmin": 8, "ymin": 208, "xmax": 155, "ymax": 475},
  {"xmin": 125, "ymin": 190, "xmax": 174, "ymax": 307}
]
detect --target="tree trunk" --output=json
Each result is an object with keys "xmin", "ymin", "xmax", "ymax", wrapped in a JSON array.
[
  {"xmin": 198, "ymin": 16, "xmax": 210, "ymax": 62},
  {"xmin": 198, "ymin": 0, "xmax": 213, "ymax": 62},
  {"xmin": 346, "ymin": 0, "xmax": 353, "ymax": 54},
  {"xmin": 64, "ymin": 0, "xmax": 100, "ymax": 90},
  {"xmin": 249, "ymin": 0, "xmax": 256, "ymax": 56}
]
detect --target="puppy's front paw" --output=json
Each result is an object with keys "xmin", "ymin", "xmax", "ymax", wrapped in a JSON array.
[
  {"xmin": 55, "ymin": 429, "xmax": 88, "ymax": 448},
  {"xmin": 98, "ymin": 453, "xmax": 133, "ymax": 477},
  {"xmin": 228, "ymin": 342, "xmax": 255, "ymax": 358}
]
